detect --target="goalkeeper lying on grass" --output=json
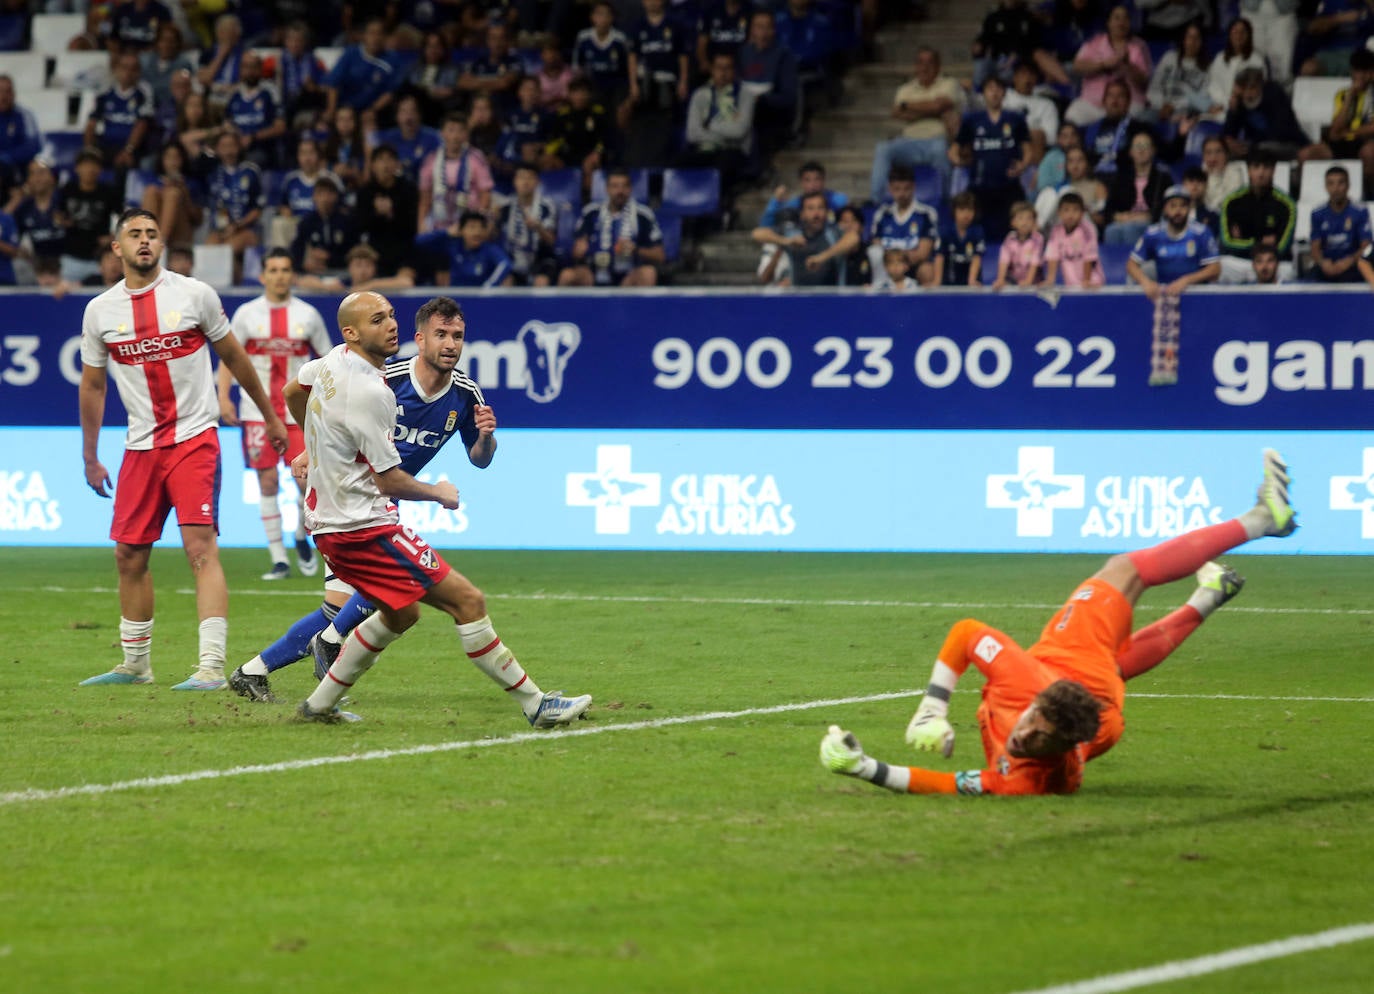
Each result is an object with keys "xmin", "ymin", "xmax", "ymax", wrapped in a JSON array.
[{"xmin": 821, "ymin": 448, "xmax": 1298, "ymax": 797}]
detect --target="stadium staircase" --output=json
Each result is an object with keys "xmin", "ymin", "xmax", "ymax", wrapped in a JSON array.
[{"xmin": 686, "ymin": 0, "xmax": 982, "ymax": 286}]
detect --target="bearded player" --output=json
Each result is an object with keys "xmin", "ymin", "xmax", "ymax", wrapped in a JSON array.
[{"xmin": 820, "ymin": 449, "xmax": 1298, "ymax": 796}]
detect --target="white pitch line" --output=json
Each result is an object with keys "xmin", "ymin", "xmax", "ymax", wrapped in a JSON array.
[
  {"xmin": 1007, "ymin": 922, "xmax": 1374, "ymax": 994},
  {"xmin": 0, "ymin": 689, "xmax": 922, "ymax": 808},
  {"xmin": 36, "ymin": 585, "xmax": 1374, "ymax": 617}
]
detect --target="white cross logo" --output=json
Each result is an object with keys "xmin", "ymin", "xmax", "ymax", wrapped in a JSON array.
[
  {"xmin": 565, "ymin": 445, "xmax": 662, "ymax": 534},
  {"xmin": 985, "ymin": 446, "xmax": 1086, "ymax": 538},
  {"xmin": 1329, "ymin": 447, "xmax": 1374, "ymax": 539}
]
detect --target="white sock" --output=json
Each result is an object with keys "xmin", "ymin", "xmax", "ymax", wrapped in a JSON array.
[
  {"xmin": 457, "ymin": 616, "xmax": 542, "ymax": 716},
  {"xmin": 199, "ymin": 617, "xmax": 227, "ymax": 673},
  {"xmin": 306, "ymin": 614, "xmax": 402, "ymax": 711},
  {"xmin": 857, "ymin": 757, "xmax": 911, "ymax": 792},
  {"xmin": 1238, "ymin": 505, "xmax": 1269, "ymax": 540},
  {"xmin": 261, "ymin": 494, "xmax": 286, "ymax": 563},
  {"xmin": 319, "ymin": 623, "xmax": 342, "ymax": 646},
  {"xmin": 241, "ymin": 654, "xmax": 268, "ymax": 677},
  {"xmin": 119, "ymin": 617, "xmax": 153, "ymax": 674}
]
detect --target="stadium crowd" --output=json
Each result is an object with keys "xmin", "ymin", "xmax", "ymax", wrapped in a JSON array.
[{"xmin": 0, "ymin": 0, "xmax": 1373, "ymax": 293}]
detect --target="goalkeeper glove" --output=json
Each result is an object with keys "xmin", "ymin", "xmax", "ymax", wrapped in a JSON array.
[{"xmin": 905, "ymin": 701, "xmax": 955, "ymax": 758}]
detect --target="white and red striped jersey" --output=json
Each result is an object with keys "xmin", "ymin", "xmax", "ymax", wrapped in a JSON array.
[
  {"xmin": 81, "ymin": 269, "xmax": 232, "ymax": 450},
  {"xmin": 230, "ymin": 294, "xmax": 333, "ymax": 424},
  {"xmin": 299, "ymin": 345, "xmax": 403, "ymax": 536}
]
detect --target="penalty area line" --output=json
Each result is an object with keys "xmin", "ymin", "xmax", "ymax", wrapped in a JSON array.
[
  {"xmin": 1006, "ymin": 922, "xmax": 1374, "ymax": 994},
  {"xmin": 0, "ymin": 689, "xmax": 922, "ymax": 808}
]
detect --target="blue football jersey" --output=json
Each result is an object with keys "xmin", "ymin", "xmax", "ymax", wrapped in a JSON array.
[
  {"xmin": 225, "ymin": 83, "xmax": 281, "ymax": 138},
  {"xmin": 870, "ymin": 200, "xmax": 939, "ymax": 251},
  {"xmin": 383, "ymin": 357, "xmax": 486, "ymax": 475},
  {"xmin": 1129, "ymin": 220, "xmax": 1219, "ymax": 284},
  {"xmin": 209, "ymin": 161, "xmax": 265, "ymax": 225},
  {"xmin": 92, "ymin": 83, "xmax": 156, "ymax": 146},
  {"xmin": 1310, "ymin": 202, "xmax": 1371, "ymax": 261}
]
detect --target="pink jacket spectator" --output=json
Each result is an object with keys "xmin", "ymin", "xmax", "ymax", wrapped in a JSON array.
[
  {"xmin": 999, "ymin": 231, "xmax": 1045, "ymax": 283},
  {"xmin": 1075, "ymin": 34, "xmax": 1152, "ymax": 108},
  {"xmin": 1045, "ymin": 221, "xmax": 1105, "ymax": 287}
]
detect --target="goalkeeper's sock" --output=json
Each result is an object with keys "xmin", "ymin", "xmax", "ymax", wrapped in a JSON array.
[
  {"xmin": 261, "ymin": 495, "xmax": 287, "ymax": 564},
  {"xmin": 198, "ymin": 617, "xmax": 227, "ymax": 674},
  {"xmin": 852, "ymin": 757, "xmax": 912, "ymax": 792},
  {"xmin": 119, "ymin": 617, "xmax": 153, "ymax": 674},
  {"xmin": 1126, "ymin": 520, "xmax": 1248, "ymax": 587},
  {"xmin": 322, "ymin": 591, "xmax": 376, "ymax": 644},
  {"xmin": 262, "ymin": 603, "xmax": 339, "ymax": 673},
  {"xmin": 1117, "ymin": 606, "xmax": 1203, "ymax": 680},
  {"xmin": 305, "ymin": 614, "xmax": 402, "ymax": 712},
  {"xmin": 457, "ymin": 616, "xmax": 543, "ymax": 717}
]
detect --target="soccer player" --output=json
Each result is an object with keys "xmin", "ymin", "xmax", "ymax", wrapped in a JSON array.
[
  {"xmin": 216, "ymin": 248, "xmax": 334, "ymax": 580},
  {"xmin": 274, "ymin": 291, "xmax": 591, "ymax": 726},
  {"xmin": 78, "ymin": 208, "xmax": 289, "ymax": 690},
  {"xmin": 820, "ymin": 449, "xmax": 1298, "ymax": 796}
]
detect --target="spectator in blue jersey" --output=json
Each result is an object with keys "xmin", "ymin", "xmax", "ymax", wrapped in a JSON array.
[
  {"xmin": 355, "ymin": 143, "xmax": 420, "ymax": 276},
  {"xmin": 1308, "ymin": 164, "xmax": 1371, "ymax": 283},
  {"xmin": 458, "ymin": 22, "xmax": 524, "ymax": 112},
  {"xmin": 274, "ymin": 21, "xmax": 328, "ymax": 128},
  {"xmin": 756, "ymin": 160, "xmax": 846, "ymax": 229},
  {"xmin": 737, "ymin": 9, "xmax": 800, "ymax": 154},
  {"xmin": 225, "ymin": 53, "xmax": 287, "ymax": 169},
  {"xmin": 972, "ymin": 0, "xmax": 1073, "ymax": 89},
  {"xmin": 84, "ymin": 53, "xmax": 156, "ymax": 171},
  {"xmin": 59, "ymin": 149, "xmax": 124, "ymax": 283},
  {"xmin": 951, "ymin": 75, "xmax": 1030, "ymax": 242},
  {"xmin": 205, "ymin": 129, "xmax": 265, "ymax": 281},
  {"xmin": 626, "ymin": 0, "xmax": 691, "ymax": 166},
  {"xmin": 1218, "ymin": 148, "xmax": 1296, "ymax": 283},
  {"xmin": 0, "ymin": 75, "xmax": 43, "ymax": 190},
  {"xmin": 868, "ymin": 165, "xmax": 939, "ymax": 286},
  {"xmin": 774, "ymin": 0, "xmax": 832, "ymax": 93},
  {"xmin": 373, "ymin": 93, "xmax": 442, "ymax": 183},
  {"xmin": 324, "ymin": 18, "xmax": 402, "ymax": 124},
  {"xmin": 442, "ymin": 209, "xmax": 515, "ymax": 287},
  {"xmin": 683, "ymin": 52, "xmax": 759, "ymax": 194},
  {"xmin": 405, "ymin": 32, "xmax": 462, "ymax": 123},
  {"xmin": 933, "ymin": 190, "xmax": 986, "ymax": 287},
  {"xmin": 12, "ymin": 158, "xmax": 66, "ymax": 271},
  {"xmin": 574, "ymin": 2, "xmax": 632, "ymax": 106},
  {"xmin": 1298, "ymin": 0, "xmax": 1374, "ymax": 78},
  {"xmin": 291, "ymin": 173, "xmax": 356, "ymax": 277},
  {"xmin": 1081, "ymin": 78, "xmax": 1134, "ymax": 174},
  {"xmin": 1222, "ymin": 67, "xmax": 1306, "ymax": 161},
  {"xmin": 277, "ymin": 137, "xmax": 341, "ymax": 219},
  {"xmin": 497, "ymin": 163, "xmax": 560, "ymax": 285},
  {"xmin": 753, "ymin": 189, "xmax": 859, "ymax": 287},
  {"xmin": 139, "ymin": 142, "xmax": 204, "ymax": 252},
  {"xmin": 198, "ymin": 13, "xmax": 246, "ymax": 104},
  {"xmin": 696, "ymin": 0, "xmax": 753, "ymax": 75},
  {"xmin": 1126, "ymin": 185, "xmax": 1221, "ymax": 298},
  {"xmin": 560, "ymin": 166, "xmax": 666, "ymax": 286},
  {"xmin": 140, "ymin": 21, "xmax": 195, "ymax": 108},
  {"xmin": 106, "ymin": 0, "xmax": 175, "ymax": 53},
  {"xmin": 494, "ymin": 77, "xmax": 547, "ymax": 189}
]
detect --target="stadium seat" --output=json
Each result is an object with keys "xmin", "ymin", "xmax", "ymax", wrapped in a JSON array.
[
  {"xmin": 1183, "ymin": 119, "xmax": 1223, "ymax": 159},
  {"xmin": 124, "ymin": 169, "xmax": 156, "ymax": 208},
  {"xmin": 1292, "ymin": 77, "xmax": 1346, "ymax": 142},
  {"xmin": 913, "ymin": 164, "xmax": 941, "ymax": 207},
  {"xmin": 42, "ymin": 130, "xmax": 83, "ymax": 170},
  {"xmin": 50, "ymin": 51, "xmax": 110, "ymax": 91},
  {"xmin": 193, "ymin": 244, "xmax": 234, "ymax": 288},
  {"xmin": 1099, "ymin": 243, "xmax": 1132, "ymax": 285},
  {"xmin": 661, "ymin": 168, "xmax": 720, "ymax": 217},
  {"xmin": 26, "ymin": 89, "xmax": 73, "ymax": 132},
  {"xmin": 242, "ymin": 245, "xmax": 263, "ymax": 284},
  {"xmin": 30, "ymin": 12, "xmax": 82, "ymax": 54},
  {"xmin": 590, "ymin": 168, "xmax": 650, "ymax": 203},
  {"xmin": 5, "ymin": 53, "xmax": 51, "ymax": 93},
  {"xmin": 539, "ymin": 168, "xmax": 582, "ymax": 211},
  {"xmin": 980, "ymin": 243, "xmax": 1000, "ymax": 284},
  {"xmin": 1273, "ymin": 160, "xmax": 1294, "ymax": 197},
  {"xmin": 554, "ymin": 200, "xmax": 577, "ymax": 257},
  {"xmin": 659, "ymin": 211, "xmax": 683, "ymax": 261}
]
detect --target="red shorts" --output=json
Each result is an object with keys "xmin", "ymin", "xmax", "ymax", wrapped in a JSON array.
[
  {"xmin": 313, "ymin": 524, "xmax": 452, "ymax": 611},
  {"xmin": 111, "ymin": 428, "xmax": 221, "ymax": 545},
  {"xmin": 241, "ymin": 422, "xmax": 305, "ymax": 471}
]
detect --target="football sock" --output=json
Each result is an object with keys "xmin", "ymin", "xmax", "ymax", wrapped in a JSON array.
[
  {"xmin": 1117, "ymin": 606, "xmax": 1203, "ymax": 680},
  {"xmin": 1239, "ymin": 502, "xmax": 1276, "ymax": 540},
  {"xmin": 262, "ymin": 602, "xmax": 339, "ymax": 672},
  {"xmin": 1126, "ymin": 520, "xmax": 1247, "ymax": 587},
  {"xmin": 119, "ymin": 617, "xmax": 153, "ymax": 673},
  {"xmin": 199, "ymin": 617, "xmax": 228, "ymax": 673},
  {"xmin": 241, "ymin": 654, "xmax": 268, "ymax": 677},
  {"xmin": 851, "ymin": 756, "xmax": 912, "ymax": 792},
  {"xmin": 261, "ymin": 495, "xmax": 287, "ymax": 564},
  {"xmin": 293, "ymin": 518, "xmax": 308, "ymax": 542},
  {"xmin": 322, "ymin": 591, "xmax": 376, "ymax": 644},
  {"xmin": 305, "ymin": 614, "xmax": 402, "ymax": 712},
  {"xmin": 457, "ymin": 616, "xmax": 543, "ymax": 716}
]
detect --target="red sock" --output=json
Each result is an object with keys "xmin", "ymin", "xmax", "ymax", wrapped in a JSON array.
[
  {"xmin": 1117, "ymin": 606, "xmax": 1202, "ymax": 680},
  {"xmin": 1126, "ymin": 520, "xmax": 1247, "ymax": 587}
]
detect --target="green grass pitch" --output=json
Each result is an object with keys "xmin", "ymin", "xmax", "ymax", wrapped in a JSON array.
[{"xmin": 1, "ymin": 547, "xmax": 1371, "ymax": 993}]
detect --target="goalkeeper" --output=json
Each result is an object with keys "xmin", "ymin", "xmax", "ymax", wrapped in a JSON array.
[{"xmin": 820, "ymin": 449, "xmax": 1298, "ymax": 797}]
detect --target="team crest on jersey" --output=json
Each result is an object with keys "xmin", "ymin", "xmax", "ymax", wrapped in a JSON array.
[
  {"xmin": 1186, "ymin": 240, "xmax": 1196, "ymax": 256},
  {"xmin": 240, "ymin": 175, "xmax": 250, "ymax": 190},
  {"xmin": 445, "ymin": 410, "xmax": 458, "ymax": 431},
  {"xmin": 1346, "ymin": 218, "xmax": 1353, "ymax": 231},
  {"xmin": 974, "ymin": 634, "xmax": 1003, "ymax": 663},
  {"xmin": 998, "ymin": 755, "xmax": 1010, "ymax": 775},
  {"xmin": 164, "ymin": 310, "xmax": 181, "ymax": 329},
  {"xmin": 418, "ymin": 548, "xmax": 438, "ymax": 571},
  {"xmin": 1003, "ymin": 123, "xmax": 1011, "ymax": 136}
]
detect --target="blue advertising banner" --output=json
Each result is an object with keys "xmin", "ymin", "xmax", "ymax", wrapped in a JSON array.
[
  {"xmin": 3, "ymin": 426, "xmax": 1370, "ymax": 553},
  {"xmin": 1, "ymin": 288, "xmax": 1371, "ymax": 431}
]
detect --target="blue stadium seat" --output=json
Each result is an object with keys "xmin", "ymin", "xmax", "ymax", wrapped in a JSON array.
[
  {"xmin": 981, "ymin": 243, "xmax": 1000, "ymax": 284},
  {"xmin": 659, "ymin": 211, "xmax": 682, "ymax": 262},
  {"xmin": 124, "ymin": 169, "xmax": 157, "ymax": 208},
  {"xmin": 43, "ymin": 131, "xmax": 84, "ymax": 172},
  {"xmin": 913, "ymin": 164, "xmax": 941, "ymax": 207},
  {"xmin": 590, "ymin": 168, "xmax": 651, "ymax": 203},
  {"xmin": 555, "ymin": 200, "xmax": 577, "ymax": 258},
  {"xmin": 661, "ymin": 168, "xmax": 720, "ymax": 217},
  {"xmin": 540, "ymin": 168, "xmax": 582, "ymax": 212},
  {"xmin": 260, "ymin": 169, "xmax": 285, "ymax": 210},
  {"xmin": 517, "ymin": 47, "xmax": 542, "ymax": 75},
  {"xmin": 1184, "ymin": 119, "xmax": 1224, "ymax": 159},
  {"xmin": 1099, "ymin": 243, "xmax": 1132, "ymax": 285}
]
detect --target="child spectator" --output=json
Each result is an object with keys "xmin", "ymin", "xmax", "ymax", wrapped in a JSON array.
[
  {"xmin": 573, "ymin": 1, "xmax": 632, "ymax": 107},
  {"xmin": 496, "ymin": 163, "xmax": 560, "ymax": 286},
  {"xmin": 1043, "ymin": 191, "xmax": 1105, "ymax": 286},
  {"xmin": 1181, "ymin": 165, "xmax": 1219, "ymax": 233},
  {"xmin": 951, "ymin": 75, "xmax": 1029, "ymax": 242},
  {"xmin": 877, "ymin": 247, "xmax": 919, "ymax": 290},
  {"xmin": 834, "ymin": 205, "xmax": 872, "ymax": 286},
  {"xmin": 418, "ymin": 112, "xmax": 495, "ymax": 233},
  {"xmin": 934, "ymin": 191, "xmax": 986, "ymax": 287},
  {"xmin": 993, "ymin": 201, "xmax": 1044, "ymax": 289},
  {"xmin": 443, "ymin": 210, "xmax": 514, "ymax": 287},
  {"xmin": 537, "ymin": 40, "xmax": 574, "ymax": 109}
]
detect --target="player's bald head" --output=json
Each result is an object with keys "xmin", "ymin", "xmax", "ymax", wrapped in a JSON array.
[{"xmin": 337, "ymin": 291, "xmax": 389, "ymax": 333}]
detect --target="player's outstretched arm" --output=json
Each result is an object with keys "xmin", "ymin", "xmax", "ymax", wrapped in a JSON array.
[
  {"xmin": 374, "ymin": 466, "xmax": 460, "ymax": 510},
  {"xmin": 820, "ymin": 727, "xmax": 983, "ymax": 796},
  {"xmin": 79, "ymin": 364, "xmax": 112, "ymax": 497},
  {"xmin": 213, "ymin": 334, "xmax": 288, "ymax": 452}
]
